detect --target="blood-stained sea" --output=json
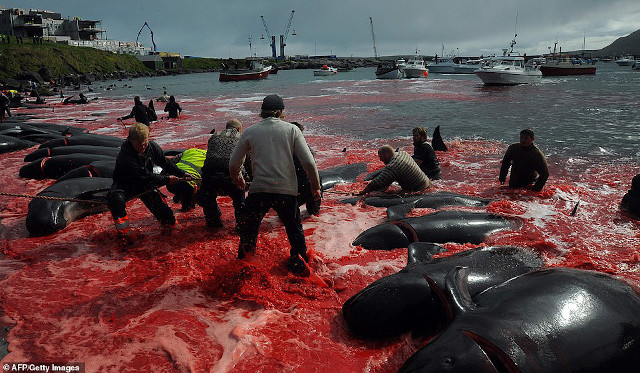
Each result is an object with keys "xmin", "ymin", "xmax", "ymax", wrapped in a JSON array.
[{"xmin": 1, "ymin": 69, "xmax": 639, "ymax": 372}]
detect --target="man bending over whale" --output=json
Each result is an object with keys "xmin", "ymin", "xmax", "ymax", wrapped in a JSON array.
[
  {"xmin": 356, "ymin": 145, "xmax": 430, "ymax": 196},
  {"xmin": 107, "ymin": 123, "xmax": 190, "ymax": 244}
]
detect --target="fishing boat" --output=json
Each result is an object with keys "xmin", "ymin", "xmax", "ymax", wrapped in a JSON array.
[
  {"xmin": 402, "ymin": 55, "xmax": 429, "ymax": 78},
  {"xmin": 375, "ymin": 61, "xmax": 404, "ymax": 79},
  {"xmin": 313, "ymin": 65, "xmax": 338, "ymax": 76},
  {"xmin": 540, "ymin": 57, "xmax": 596, "ymax": 76},
  {"xmin": 426, "ymin": 56, "xmax": 457, "ymax": 73},
  {"xmin": 474, "ymin": 36, "xmax": 541, "ymax": 85},
  {"xmin": 219, "ymin": 60, "xmax": 271, "ymax": 82},
  {"xmin": 539, "ymin": 42, "xmax": 596, "ymax": 76}
]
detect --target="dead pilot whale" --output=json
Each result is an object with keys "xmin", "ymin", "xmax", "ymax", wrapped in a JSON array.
[
  {"xmin": 342, "ymin": 243, "xmax": 543, "ymax": 339},
  {"xmin": 399, "ymin": 266, "xmax": 640, "ymax": 373}
]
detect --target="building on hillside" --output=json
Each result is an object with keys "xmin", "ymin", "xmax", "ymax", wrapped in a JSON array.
[{"xmin": 0, "ymin": 7, "xmax": 150, "ymax": 55}]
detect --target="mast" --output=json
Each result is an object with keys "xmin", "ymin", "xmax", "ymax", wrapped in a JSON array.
[{"xmin": 369, "ymin": 17, "xmax": 378, "ymax": 59}]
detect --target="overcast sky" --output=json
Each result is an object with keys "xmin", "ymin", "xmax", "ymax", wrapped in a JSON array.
[{"xmin": 3, "ymin": 0, "xmax": 640, "ymax": 58}]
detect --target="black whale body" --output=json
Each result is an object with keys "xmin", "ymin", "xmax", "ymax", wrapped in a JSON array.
[
  {"xmin": 399, "ymin": 267, "xmax": 640, "ymax": 373},
  {"xmin": 342, "ymin": 244, "xmax": 543, "ymax": 339},
  {"xmin": 26, "ymin": 177, "xmax": 112, "ymax": 236},
  {"xmin": 19, "ymin": 153, "xmax": 116, "ymax": 180},
  {"xmin": 352, "ymin": 210, "xmax": 520, "ymax": 250}
]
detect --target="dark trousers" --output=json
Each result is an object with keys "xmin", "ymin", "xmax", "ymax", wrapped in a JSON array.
[
  {"xmin": 239, "ymin": 192, "xmax": 306, "ymax": 260},
  {"xmin": 107, "ymin": 187, "xmax": 176, "ymax": 226},
  {"xmin": 167, "ymin": 181, "xmax": 196, "ymax": 210},
  {"xmin": 197, "ymin": 173, "xmax": 245, "ymax": 225}
]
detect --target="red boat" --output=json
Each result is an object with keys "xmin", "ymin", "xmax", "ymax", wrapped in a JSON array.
[
  {"xmin": 540, "ymin": 57, "xmax": 597, "ymax": 76},
  {"xmin": 219, "ymin": 60, "xmax": 271, "ymax": 82}
]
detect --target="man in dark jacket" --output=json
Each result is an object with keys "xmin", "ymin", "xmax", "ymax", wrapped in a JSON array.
[
  {"xmin": 118, "ymin": 96, "xmax": 150, "ymax": 126},
  {"xmin": 163, "ymin": 95, "xmax": 182, "ymax": 119},
  {"xmin": 412, "ymin": 126, "xmax": 442, "ymax": 180},
  {"xmin": 499, "ymin": 128, "xmax": 549, "ymax": 192},
  {"xmin": 107, "ymin": 123, "xmax": 189, "ymax": 243}
]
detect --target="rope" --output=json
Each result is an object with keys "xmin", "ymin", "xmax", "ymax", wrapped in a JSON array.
[{"xmin": 0, "ymin": 191, "xmax": 108, "ymax": 204}]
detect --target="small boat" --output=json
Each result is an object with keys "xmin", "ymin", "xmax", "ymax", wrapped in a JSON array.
[
  {"xmin": 633, "ymin": 60, "xmax": 640, "ymax": 71},
  {"xmin": 313, "ymin": 65, "xmax": 338, "ymax": 76},
  {"xmin": 219, "ymin": 60, "xmax": 271, "ymax": 82},
  {"xmin": 269, "ymin": 65, "xmax": 279, "ymax": 74},
  {"xmin": 452, "ymin": 58, "xmax": 484, "ymax": 74},
  {"xmin": 474, "ymin": 35, "xmax": 541, "ymax": 86},
  {"xmin": 375, "ymin": 61, "xmax": 403, "ymax": 79},
  {"xmin": 615, "ymin": 56, "xmax": 635, "ymax": 66},
  {"xmin": 402, "ymin": 55, "xmax": 429, "ymax": 78}
]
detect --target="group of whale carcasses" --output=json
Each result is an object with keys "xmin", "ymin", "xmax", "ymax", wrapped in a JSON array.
[
  {"xmin": 340, "ymin": 138, "xmax": 640, "ymax": 371},
  {"xmin": 1, "ymin": 116, "xmax": 128, "ymax": 236}
]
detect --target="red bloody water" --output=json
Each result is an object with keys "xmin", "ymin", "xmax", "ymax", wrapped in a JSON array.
[{"xmin": 0, "ymin": 95, "xmax": 639, "ymax": 372}]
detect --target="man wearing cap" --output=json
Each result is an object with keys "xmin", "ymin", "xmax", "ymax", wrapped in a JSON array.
[{"xmin": 229, "ymin": 94, "xmax": 321, "ymax": 274}]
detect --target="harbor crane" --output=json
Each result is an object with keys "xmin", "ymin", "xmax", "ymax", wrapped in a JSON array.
[
  {"xmin": 260, "ymin": 10, "xmax": 296, "ymax": 60},
  {"xmin": 136, "ymin": 22, "xmax": 157, "ymax": 52},
  {"xmin": 260, "ymin": 15, "xmax": 277, "ymax": 58}
]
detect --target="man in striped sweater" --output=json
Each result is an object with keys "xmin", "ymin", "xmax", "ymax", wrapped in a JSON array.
[{"xmin": 356, "ymin": 145, "xmax": 430, "ymax": 196}]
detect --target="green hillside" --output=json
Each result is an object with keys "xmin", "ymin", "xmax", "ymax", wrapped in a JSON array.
[{"xmin": 0, "ymin": 40, "xmax": 150, "ymax": 80}]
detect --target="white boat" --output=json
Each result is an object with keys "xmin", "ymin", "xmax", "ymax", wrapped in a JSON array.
[
  {"xmin": 452, "ymin": 58, "xmax": 484, "ymax": 74},
  {"xmin": 426, "ymin": 56, "xmax": 457, "ymax": 73},
  {"xmin": 375, "ymin": 61, "xmax": 404, "ymax": 79},
  {"xmin": 395, "ymin": 58, "xmax": 407, "ymax": 69},
  {"xmin": 615, "ymin": 56, "xmax": 635, "ymax": 66},
  {"xmin": 474, "ymin": 36, "xmax": 541, "ymax": 85},
  {"xmin": 402, "ymin": 55, "xmax": 429, "ymax": 78},
  {"xmin": 313, "ymin": 65, "xmax": 338, "ymax": 76}
]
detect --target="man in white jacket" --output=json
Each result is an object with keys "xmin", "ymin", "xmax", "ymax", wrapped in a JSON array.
[{"xmin": 229, "ymin": 94, "xmax": 321, "ymax": 273}]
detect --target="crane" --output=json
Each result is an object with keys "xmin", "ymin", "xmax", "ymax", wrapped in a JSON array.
[
  {"xmin": 369, "ymin": 17, "xmax": 378, "ymax": 59},
  {"xmin": 279, "ymin": 10, "xmax": 295, "ymax": 59},
  {"xmin": 260, "ymin": 15, "xmax": 277, "ymax": 58},
  {"xmin": 136, "ymin": 22, "xmax": 156, "ymax": 52}
]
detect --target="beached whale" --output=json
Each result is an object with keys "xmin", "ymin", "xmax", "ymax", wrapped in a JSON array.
[
  {"xmin": 342, "ymin": 243, "xmax": 543, "ymax": 339},
  {"xmin": 0, "ymin": 134, "xmax": 36, "ymax": 154},
  {"xmin": 352, "ymin": 210, "xmax": 520, "ymax": 250},
  {"xmin": 318, "ymin": 162, "xmax": 368, "ymax": 190},
  {"xmin": 25, "ymin": 177, "xmax": 112, "ymax": 236},
  {"xmin": 341, "ymin": 191, "xmax": 491, "ymax": 220},
  {"xmin": 19, "ymin": 153, "xmax": 116, "ymax": 180},
  {"xmin": 399, "ymin": 267, "xmax": 640, "ymax": 372},
  {"xmin": 38, "ymin": 133, "xmax": 124, "ymax": 149},
  {"xmin": 24, "ymin": 145, "xmax": 121, "ymax": 162},
  {"xmin": 57, "ymin": 160, "xmax": 116, "ymax": 181}
]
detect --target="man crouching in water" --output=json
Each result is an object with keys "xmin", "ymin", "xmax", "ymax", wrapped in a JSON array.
[{"xmin": 107, "ymin": 123, "xmax": 190, "ymax": 244}]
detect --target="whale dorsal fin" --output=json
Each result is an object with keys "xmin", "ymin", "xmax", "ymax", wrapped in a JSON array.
[
  {"xmin": 387, "ymin": 201, "xmax": 418, "ymax": 220},
  {"xmin": 432, "ymin": 125, "xmax": 448, "ymax": 151},
  {"xmin": 445, "ymin": 266, "xmax": 476, "ymax": 315},
  {"xmin": 407, "ymin": 242, "xmax": 447, "ymax": 265}
]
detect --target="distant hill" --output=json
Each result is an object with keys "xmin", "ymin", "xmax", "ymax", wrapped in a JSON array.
[{"xmin": 595, "ymin": 29, "xmax": 640, "ymax": 57}]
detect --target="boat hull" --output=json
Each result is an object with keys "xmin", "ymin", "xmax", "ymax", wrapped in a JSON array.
[
  {"xmin": 540, "ymin": 64, "xmax": 596, "ymax": 76},
  {"xmin": 475, "ymin": 70, "xmax": 541, "ymax": 85},
  {"xmin": 403, "ymin": 68, "xmax": 428, "ymax": 78},
  {"xmin": 425, "ymin": 64, "xmax": 456, "ymax": 73},
  {"xmin": 219, "ymin": 68, "xmax": 270, "ymax": 82},
  {"xmin": 615, "ymin": 60, "xmax": 634, "ymax": 66},
  {"xmin": 376, "ymin": 68, "xmax": 403, "ymax": 79},
  {"xmin": 313, "ymin": 69, "xmax": 338, "ymax": 76}
]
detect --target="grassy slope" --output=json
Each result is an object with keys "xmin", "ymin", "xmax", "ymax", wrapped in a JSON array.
[{"xmin": 0, "ymin": 41, "xmax": 150, "ymax": 79}]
